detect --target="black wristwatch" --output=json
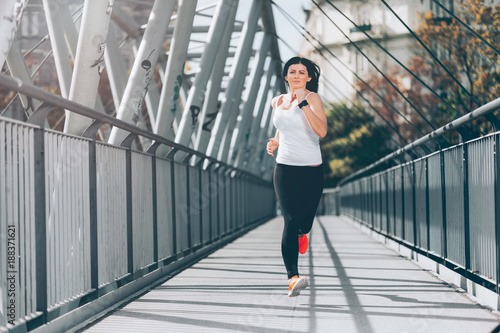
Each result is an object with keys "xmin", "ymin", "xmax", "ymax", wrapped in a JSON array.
[{"xmin": 298, "ymin": 100, "xmax": 309, "ymax": 109}]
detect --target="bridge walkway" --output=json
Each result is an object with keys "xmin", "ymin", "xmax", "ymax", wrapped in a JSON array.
[{"xmin": 76, "ymin": 216, "xmax": 500, "ymax": 333}]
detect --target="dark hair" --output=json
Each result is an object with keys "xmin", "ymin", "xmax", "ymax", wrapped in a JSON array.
[{"xmin": 282, "ymin": 57, "xmax": 321, "ymax": 92}]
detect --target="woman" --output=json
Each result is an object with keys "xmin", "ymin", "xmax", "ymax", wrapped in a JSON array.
[{"xmin": 267, "ymin": 56, "xmax": 327, "ymax": 297}]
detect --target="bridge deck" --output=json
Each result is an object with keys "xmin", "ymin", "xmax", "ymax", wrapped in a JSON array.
[{"xmin": 77, "ymin": 216, "xmax": 500, "ymax": 333}]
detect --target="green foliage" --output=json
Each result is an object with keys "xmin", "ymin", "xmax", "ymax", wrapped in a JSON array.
[
  {"xmin": 340, "ymin": 0, "xmax": 500, "ymax": 178},
  {"xmin": 413, "ymin": 0, "xmax": 500, "ymax": 134},
  {"xmin": 321, "ymin": 102, "xmax": 392, "ymax": 187}
]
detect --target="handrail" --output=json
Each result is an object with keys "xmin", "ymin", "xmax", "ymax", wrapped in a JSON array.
[
  {"xmin": 339, "ymin": 96, "xmax": 500, "ymax": 185},
  {"xmin": 0, "ymin": 73, "xmax": 268, "ymax": 184}
]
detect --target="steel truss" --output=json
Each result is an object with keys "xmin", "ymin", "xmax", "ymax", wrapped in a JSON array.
[{"xmin": 0, "ymin": 0, "xmax": 285, "ymax": 179}]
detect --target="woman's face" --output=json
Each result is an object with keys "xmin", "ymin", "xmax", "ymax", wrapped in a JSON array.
[{"xmin": 285, "ymin": 63, "xmax": 311, "ymax": 90}]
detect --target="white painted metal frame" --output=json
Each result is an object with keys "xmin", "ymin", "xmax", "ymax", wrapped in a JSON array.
[{"xmin": 1, "ymin": 0, "xmax": 283, "ymax": 176}]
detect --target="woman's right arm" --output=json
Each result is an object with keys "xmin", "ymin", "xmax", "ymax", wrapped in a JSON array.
[
  {"xmin": 267, "ymin": 131, "xmax": 279, "ymax": 157},
  {"xmin": 267, "ymin": 96, "xmax": 279, "ymax": 157}
]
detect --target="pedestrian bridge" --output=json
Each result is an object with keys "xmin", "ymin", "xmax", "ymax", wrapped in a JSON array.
[
  {"xmin": 76, "ymin": 216, "xmax": 499, "ymax": 333},
  {"xmin": 1, "ymin": 1, "xmax": 500, "ymax": 332}
]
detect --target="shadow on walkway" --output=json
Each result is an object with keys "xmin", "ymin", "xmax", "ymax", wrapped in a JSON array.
[{"xmin": 78, "ymin": 216, "xmax": 500, "ymax": 333}]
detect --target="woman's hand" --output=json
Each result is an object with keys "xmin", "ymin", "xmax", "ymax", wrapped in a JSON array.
[
  {"xmin": 267, "ymin": 138, "xmax": 279, "ymax": 157},
  {"xmin": 293, "ymin": 88, "xmax": 307, "ymax": 103}
]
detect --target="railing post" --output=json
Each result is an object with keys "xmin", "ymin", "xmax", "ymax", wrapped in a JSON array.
[
  {"xmin": 166, "ymin": 149, "xmax": 179, "ymax": 258},
  {"xmin": 401, "ymin": 165, "xmax": 405, "ymax": 240},
  {"xmin": 412, "ymin": 162, "xmax": 417, "ymax": 247},
  {"xmin": 370, "ymin": 176, "xmax": 374, "ymax": 227},
  {"xmin": 391, "ymin": 169, "xmax": 396, "ymax": 236},
  {"xmin": 185, "ymin": 158, "xmax": 192, "ymax": 254},
  {"xmin": 440, "ymin": 151, "xmax": 448, "ymax": 260},
  {"xmin": 27, "ymin": 103, "xmax": 55, "ymax": 325},
  {"xmin": 463, "ymin": 144, "xmax": 471, "ymax": 271},
  {"xmin": 425, "ymin": 158, "xmax": 431, "ymax": 252},
  {"xmin": 384, "ymin": 172, "xmax": 389, "ymax": 233},
  {"xmin": 121, "ymin": 134, "xmax": 136, "ymax": 275},
  {"xmin": 33, "ymin": 125, "xmax": 47, "ymax": 324},
  {"xmin": 205, "ymin": 161, "xmax": 216, "ymax": 244},
  {"xmin": 198, "ymin": 165, "xmax": 203, "ymax": 247},
  {"xmin": 82, "ymin": 120, "xmax": 104, "ymax": 300},
  {"xmin": 147, "ymin": 142, "xmax": 162, "ymax": 265},
  {"xmin": 495, "ymin": 133, "xmax": 500, "ymax": 294}
]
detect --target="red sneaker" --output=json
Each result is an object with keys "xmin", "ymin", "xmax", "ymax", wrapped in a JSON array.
[
  {"xmin": 298, "ymin": 234, "xmax": 308, "ymax": 254},
  {"xmin": 288, "ymin": 275, "xmax": 309, "ymax": 297}
]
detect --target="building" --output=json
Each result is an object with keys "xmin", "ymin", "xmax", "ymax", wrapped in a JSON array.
[{"xmin": 299, "ymin": 0, "xmax": 499, "ymax": 104}]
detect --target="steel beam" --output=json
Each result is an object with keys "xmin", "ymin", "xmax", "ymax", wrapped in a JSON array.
[
  {"xmin": 110, "ymin": 5, "xmax": 160, "ymax": 139},
  {"xmin": 228, "ymin": 34, "xmax": 270, "ymax": 165},
  {"xmin": 254, "ymin": 86, "xmax": 278, "ymax": 179},
  {"xmin": 0, "ymin": 0, "xmax": 28, "ymax": 67},
  {"xmin": 193, "ymin": 1, "xmax": 238, "ymax": 163},
  {"xmin": 154, "ymin": 0, "xmax": 198, "ymax": 156},
  {"xmin": 47, "ymin": 0, "xmax": 109, "ymax": 135},
  {"xmin": 58, "ymin": 1, "xmax": 80, "ymax": 59},
  {"xmin": 5, "ymin": 38, "xmax": 41, "ymax": 115},
  {"xmin": 110, "ymin": 4, "xmax": 141, "ymax": 39},
  {"xmin": 104, "ymin": 23, "xmax": 128, "ymax": 113},
  {"xmin": 64, "ymin": 0, "xmax": 114, "ymax": 135},
  {"xmin": 108, "ymin": 0, "xmax": 176, "ymax": 145},
  {"xmin": 235, "ymin": 59, "xmax": 277, "ymax": 169},
  {"xmin": 205, "ymin": 0, "xmax": 263, "ymax": 161},
  {"xmin": 252, "ymin": 70, "xmax": 282, "ymax": 175},
  {"xmin": 175, "ymin": 0, "xmax": 238, "ymax": 159},
  {"xmin": 42, "ymin": 0, "xmax": 73, "ymax": 98},
  {"xmin": 166, "ymin": 24, "xmax": 243, "ymax": 35}
]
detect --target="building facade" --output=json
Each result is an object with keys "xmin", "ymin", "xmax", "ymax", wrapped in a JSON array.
[{"xmin": 300, "ymin": 0, "xmax": 499, "ymax": 103}]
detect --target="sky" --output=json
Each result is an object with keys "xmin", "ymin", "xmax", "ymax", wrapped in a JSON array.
[
  {"xmin": 231, "ymin": 0, "xmax": 309, "ymax": 62},
  {"xmin": 266, "ymin": 0, "xmax": 310, "ymax": 61},
  {"xmin": 191, "ymin": 0, "xmax": 309, "ymax": 75}
]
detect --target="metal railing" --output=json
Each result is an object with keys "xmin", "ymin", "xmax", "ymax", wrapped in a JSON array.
[
  {"xmin": 0, "ymin": 74, "xmax": 276, "ymax": 331},
  {"xmin": 334, "ymin": 96, "xmax": 500, "ymax": 295},
  {"xmin": 317, "ymin": 187, "xmax": 340, "ymax": 216}
]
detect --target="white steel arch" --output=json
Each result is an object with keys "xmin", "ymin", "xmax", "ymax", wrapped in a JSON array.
[{"xmin": 0, "ymin": 0, "xmax": 284, "ymax": 179}]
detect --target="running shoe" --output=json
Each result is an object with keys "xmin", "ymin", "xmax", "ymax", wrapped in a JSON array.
[
  {"xmin": 298, "ymin": 234, "xmax": 308, "ymax": 254},
  {"xmin": 288, "ymin": 275, "xmax": 309, "ymax": 297}
]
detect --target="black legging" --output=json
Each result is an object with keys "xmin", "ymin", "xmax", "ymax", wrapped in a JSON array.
[{"xmin": 273, "ymin": 163, "xmax": 324, "ymax": 279}]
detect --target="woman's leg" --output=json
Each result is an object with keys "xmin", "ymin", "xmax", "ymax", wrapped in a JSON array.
[
  {"xmin": 297, "ymin": 165, "xmax": 324, "ymax": 235},
  {"xmin": 274, "ymin": 164, "xmax": 301, "ymax": 279}
]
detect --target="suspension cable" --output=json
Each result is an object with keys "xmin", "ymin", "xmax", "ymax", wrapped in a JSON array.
[
  {"xmin": 380, "ymin": 0, "xmax": 481, "ymax": 107},
  {"xmin": 315, "ymin": 64, "xmax": 407, "ymax": 148},
  {"xmin": 325, "ymin": 0, "xmax": 485, "ymax": 135},
  {"xmin": 315, "ymin": 0, "xmax": 437, "ymax": 132},
  {"xmin": 322, "ymin": 0, "xmax": 466, "ymax": 120},
  {"xmin": 271, "ymin": 1, "xmax": 427, "ymax": 140},
  {"xmin": 323, "ymin": 78, "xmax": 407, "ymax": 148},
  {"xmin": 272, "ymin": 11, "xmax": 416, "ymax": 146},
  {"xmin": 432, "ymin": 0, "xmax": 500, "ymax": 57}
]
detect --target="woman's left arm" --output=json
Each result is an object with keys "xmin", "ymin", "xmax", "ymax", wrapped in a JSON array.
[{"xmin": 300, "ymin": 93, "xmax": 327, "ymax": 138}]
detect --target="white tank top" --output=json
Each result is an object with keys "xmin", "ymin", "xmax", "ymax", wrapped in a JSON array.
[{"xmin": 273, "ymin": 93, "xmax": 322, "ymax": 166}]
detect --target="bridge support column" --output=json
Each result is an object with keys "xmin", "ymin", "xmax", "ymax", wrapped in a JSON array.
[
  {"xmin": 175, "ymin": 0, "xmax": 239, "ymax": 157},
  {"xmin": 64, "ymin": 0, "xmax": 113, "ymax": 135},
  {"xmin": 109, "ymin": 1, "xmax": 176, "ymax": 146},
  {"xmin": 0, "ymin": 0, "xmax": 28, "ymax": 68},
  {"xmin": 154, "ymin": 0, "xmax": 198, "ymax": 154},
  {"xmin": 205, "ymin": 0, "xmax": 263, "ymax": 162},
  {"xmin": 42, "ymin": 0, "xmax": 73, "ymax": 99},
  {"xmin": 193, "ymin": 1, "xmax": 238, "ymax": 161},
  {"xmin": 235, "ymin": 59, "xmax": 277, "ymax": 169},
  {"xmin": 228, "ymin": 34, "xmax": 271, "ymax": 165}
]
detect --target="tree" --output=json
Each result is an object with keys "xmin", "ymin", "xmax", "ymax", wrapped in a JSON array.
[
  {"xmin": 355, "ymin": 67, "xmax": 438, "ymax": 144},
  {"xmin": 321, "ymin": 102, "xmax": 392, "ymax": 187},
  {"xmin": 355, "ymin": 0, "xmax": 500, "ymax": 146},
  {"xmin": 418, "ymin": 0, "xmax": 500, "ymax": 107}
]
